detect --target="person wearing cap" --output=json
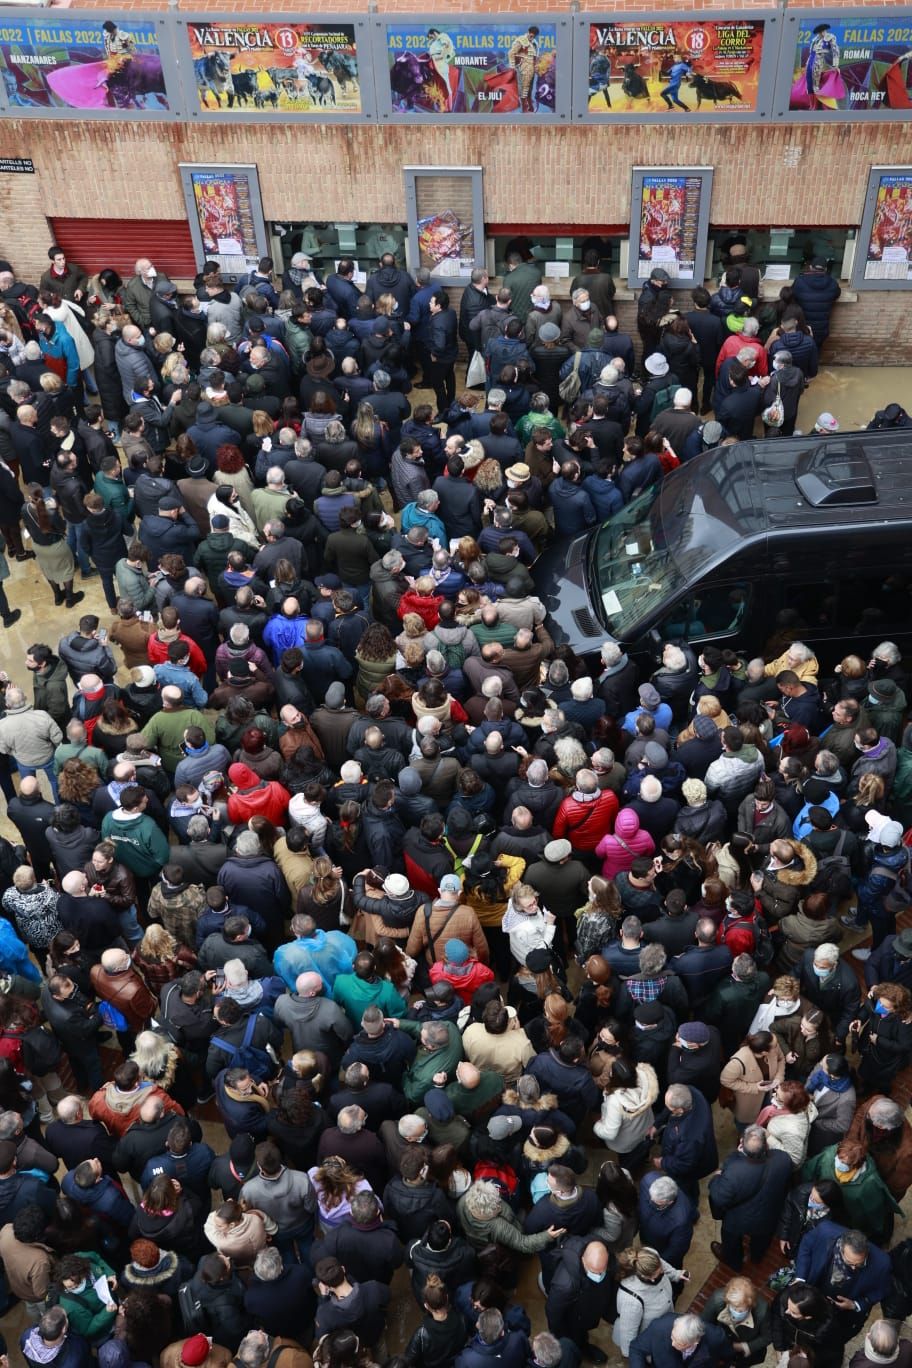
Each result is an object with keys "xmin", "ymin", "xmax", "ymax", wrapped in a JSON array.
[
  {"xmin": 636, "ymin": 267, "xmax": 671, "ymax": 357},
  {"xmin": 622, "ymin": 683, "xmax": 673, "ymax": 738},
  {"xmin": 175, "ymin": 456, "xmax": 219, "ymax": 537},
  {"xmin": 861, "ymin": 675, "xmax": 907, "ymax": 745},
  {"xmin": 792, "ymin": 257, "xmax": 841, "ymax": 350},
  {"xmin": 428, "ymin": 938, "xmax": 495, "ymax": 1008},
  {"xmin": 862, "ymin": 925, "xmax": 912, "ymax": 993},
  {"xmin": 523, "ymin": 839, "xmax": 590, "ymax": 928},
  {"xmin": 161, "ymin": 1331, "xmax": 233, "ymax": 1368},
  {"xmin": 139, "ymin": 494, "xmax": 200, "ymax": 569},
  {"xmin": 850, "ymin": 817, "xmax": 908, "ymax": 955}
]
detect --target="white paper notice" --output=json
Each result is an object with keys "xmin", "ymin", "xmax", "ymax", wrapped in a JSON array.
[
  {"xmin": 544, "ymin": 261, "xmax": 571, "ymax": 279},
  {"xmin": 603, "ymin": 590, "xmax": 622, "ymax": 616}
]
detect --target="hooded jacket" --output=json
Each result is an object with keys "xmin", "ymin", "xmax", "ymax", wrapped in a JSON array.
[
  {"xmin": 756, "ymin": 842, "xmax": 818, "ymax": 922},
  {"xmin": 0, "ymin": 700, "xmax": 63, "ymax": 767},
  {"xmin": 593, "ymin": 1062, "xmax": 659, "ymax": 1151},
  {"xmin": 791, "ymin": 270, "xmax": 841, "ymax": 343},
  {"xmin": 705, "ymin": 744, "xmax": 765, "ymax": 805},
  {"xmin": 100, "ymin": 807, "xmax": 170, "ymax": 876},
  {"xmin": 596, "ymin": 809, "xmax": 655, "ymax": 880},
  {"xmin": 57, "ymin": 631, "xmax": 117, "ymax": 684},
  {"xmin": 225, "ymin": 762, "xmax": 290, "ymax": 826}
]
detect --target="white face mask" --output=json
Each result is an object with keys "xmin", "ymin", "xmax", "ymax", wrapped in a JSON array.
[
  {"xmin": 578, "ymin": 301, "xmax": 591, "ymax": 312},
  {"xmin": 145, "ymin": 267, "xmax": 157, "ymax": 281}
]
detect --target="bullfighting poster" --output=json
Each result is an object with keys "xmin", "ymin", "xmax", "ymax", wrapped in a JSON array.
[
  {"xmin": 0, "ymin": 15, "xmax": 171, "ymax": 112},
  {"xmin": 585, "ymin": 18, "xmax": 765, "ymax": 115},
  {"xmin": 184, "ymin": 20, "xmax": 363, "ymax": 114},
  {"xmin": 787, "ymin": 15, "xmax": 912, "ymax": 113},
  {"xmin": 384, "ymin": 22, "xmax": 557, "ymax": 116},
  {"xmin": 628, "ymin": 167, "xmax": 714, "ymax": 287},
  {"xmin": 180, "ymin": 163, "xmax": 268, "ymax": 279},
  {"xmin": 859, "ymin": 172, "xmax": 912, "ymax": 284}
]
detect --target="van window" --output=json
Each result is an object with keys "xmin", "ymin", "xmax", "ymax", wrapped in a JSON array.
[
  {"xmin": 841, "ymin": 574, "xmax": 912, "ymax": 638},
  {"xmin": 654, "ymin": 583, "xmax": 751, "ymax": 644}
]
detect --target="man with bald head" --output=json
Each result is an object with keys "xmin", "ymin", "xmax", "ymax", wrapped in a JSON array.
[
  {"xmin": 89, "ymin": 947, "xmax": 158, "ymax": 1051},
  {"xmin": 110, "ymin": 1092, "xmax": 180, "ymax": 1181},
  {"xmin": 446, "ymin": 1059, "xmax": 504, "ymax": 1122},
  {"xmin": 122, "ymin": 258, "xmax": 158, "ymax": 329},
  {"xmin": 56, "ymin": 868, "xmax": 121, "ymax": 952},
  {"xmin": 264, "ymin": 596, "xmax": 309, "ymax": 665},
  {"xmin": 6, "ymin": 776, "xmax": 55, "ymax": 878},
  {"xmin": 143, "ymin": 686, "xmax": 213, "ymax": 774},
  {"xmin": 115, "ymin": 319, "xmax": 158, "ymax": 398},
  {"xmin": 491, "ymin": 803, "xmax": 551, "ymax": 863},
  {"xmin": 44, "ymin": 1095, "xmax": 116, "ymax": 1173},
  {"xmin": 546, "ymin": 1239, "xmax": 613, "ymax": 1360},
  {"xmin": 273, "ymin": 968, "xmax": 354, "ymax": 1068}
]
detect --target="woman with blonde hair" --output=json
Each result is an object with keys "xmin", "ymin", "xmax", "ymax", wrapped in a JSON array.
[
  {"xmin": 130, "ymin": 1028, "xmax": 196, "ymax": 1113},
  {"xmin": 575, "ymin": 878, "xmax": 622, "ymax": 962},
  {"xmin": 700, "ymin": 1276, "xmax": 770, "ymax": 1364},
  {"xmin": 613, "ymin": 1245, "xmax": 687, "ymax": 1355},
  {"xmin": 132, "ymin": 923, "xmax": 196, "ymax": 994},
  {"xmin": 306, "ymin": 1156, "xmax": 373, "ymax": 1228}
]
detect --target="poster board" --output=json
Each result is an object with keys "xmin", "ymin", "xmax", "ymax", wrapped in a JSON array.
[
  {"xmin": 774, "ymin": 11, "xmax": 912, "ymax": 122},
  {"xmin": 179, "ymin": 162, "xmax": 269, "ymax": 282},
  {"xmin": 0, "ymin": 10, "xmax": 181, "ymax": 118},
  {"xmin": 852, "ymin": 166, "xmax": 912, "ymax": 290},
  {"xmin": 573, "ymin": 12, "xmax": 778, "ymax": 123},
  {"xmin": 628, "ymin": 166, "xmax": 714, "ymax": 288},
  {"xmin": 404, "ymin": 167, "xmax": 484, "ymax": 283},
  {"xmin": 373, "ymin": 16, "xmax": 570, "ymax": 122},
  {"xmin": 175, "ymin": 15, "xmax": 375, "ymax": 121}
]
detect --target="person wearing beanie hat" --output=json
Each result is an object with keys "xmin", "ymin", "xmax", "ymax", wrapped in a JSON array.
[
  {"xmin": 428, "ymin": 938, "xmax": 495, "ymax": 1007},
  {"xmin": 622, "ymin": 683, "xmax": 673, "ymax": 736},
  {"xmin": 675, "ymin": 777, "xmax": 727, "ymax": 845},
  {"xmin": 668, "ymin": 1015, "xmax": 724, "ymax": 1108},
  {"xmin": 162, "ymin": 1332, "xmax": 232, "ymax": 1368},
  {"xmin": 851, "ymin": 817, "xmax": 910, "ymax": 959},
  {"xmin": 674, "ymin": 714, "xmax": 724, "ymax": 781}
]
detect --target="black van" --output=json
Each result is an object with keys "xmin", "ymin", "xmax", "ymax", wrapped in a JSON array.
[{"xmin": 532, "ymin": 432, "xmax": 912, "ymax": 670}]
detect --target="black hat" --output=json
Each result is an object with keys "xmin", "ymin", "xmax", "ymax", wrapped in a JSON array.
[
  {"xmin": 187, "ymin": 454, "xmax": 209, "ymax": 477},
  {"xmin": 634, "ymin": 1001, "xmax": 664, "ymax": 1025}
]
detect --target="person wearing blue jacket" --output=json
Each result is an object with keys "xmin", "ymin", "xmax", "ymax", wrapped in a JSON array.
[
  {"xmin": 708, "ymin": 1124, "xmax": 793, "ymax": 1270},
  {"xmin": 793, "ymin": 1220, "xmax": 891, "ymax": 1342},
  {"xmin": 792, "ymin": 258, "xmax": 841, "ymax": 348},
  {"xmin": 61, "ymin": 1157, "xmax": 134, "ymax": 1232},
  {"xmin": 638, "ymin": 1172, "xmax": 697, "ymax": 1267},
  {"xmin": 273, "ymin": 915, "xmax": 356, "ymax": 993},
  {"xmin": 769, "ymin": 319, "xmax": 819, "ymax": 379},
  {"xmin": 654, "ymin": 1083, "xmax": 718, "ymax": 1202},
  {"xmin": 36, "ymin": 314, "xmax": 80, "ymax": 386},
  {"xmin": 629, "ymin": 1312, "xmax": 730, "ymax": 1368},
  {"xmin": 549, "ymin": 463, "xmax": 596, "ymax": 537},
  {"xmin": 0, "ymin": 919, "xmax": 41, "ymax": 983}
]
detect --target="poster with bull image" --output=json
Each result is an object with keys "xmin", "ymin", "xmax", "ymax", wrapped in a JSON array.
[
  {"xmin": 0, "ymin": 15, "xmax": 171, "ymax": 113},
  {"xmin": 584, "ymin": 18, "xmax": 766, "ymax": 116},
  {"xmin": 384, "ymin": 22, "xmax": 557, "ymax": 116},
  {"xmin": 185, "ymin": 20, "xmax": 362, "ymax": 115}
]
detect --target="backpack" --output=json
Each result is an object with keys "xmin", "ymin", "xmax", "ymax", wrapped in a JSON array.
[
  {"xmin": 558, "ymin": 351, "xmax": 583, "ymax": 403},
  {"xmin": 649, "ymin": 383, "xmax": 677, "ymax": 425},
  {"xmin": 178, "ymin": 1281, "xmax": 208, "ymax": 1334},
  {"xmin": 637, "ymin": 285, "xmax": 666, "ymax": 327},
  {"xmin": 473, "ymin": 1158, "xmax": 518, "ymax": 1198},
  {"xmin": 811, "ymin": 829, "xmax": 853, "ymax": 907},
  {"xmin": 437, "ymin": 637, "xmax": 466, "ymax": 670},
  {"xmin": 210, "ymin": 1012, "xmax": 274, "ymax": 1082},
  {"xmin": 21, "ymin": 1024, "xmax": 62, "ymax": 1076}
]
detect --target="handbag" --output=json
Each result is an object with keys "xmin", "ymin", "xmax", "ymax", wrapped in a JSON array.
[
  {"xmin": 466, "ymin": 349, "xmax": 486, "ymax": 387},
  {"xmin": 558, "ymin": 351, "xmax": 583, "ymax": 403},
  {"xmin": 762, "ymin": 383, "xmax": 785, "ymax": 428}
]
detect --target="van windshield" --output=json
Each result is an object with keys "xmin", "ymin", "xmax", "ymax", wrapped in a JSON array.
[{"xmin": 591, "ymin": 449, "xmax": 764, "ymax": 638}]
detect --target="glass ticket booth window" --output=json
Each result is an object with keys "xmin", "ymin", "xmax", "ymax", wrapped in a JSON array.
[
  {"xmin": 489, "ymin": 231, "xmax": 625, "ymax": 283},
  {"xmin": 273, "ymin": 221, "xmax": 408, "ymax": 279},
  {"xmin": 708, "ymin": 226, "xmax": 852, "ymax": 282}
]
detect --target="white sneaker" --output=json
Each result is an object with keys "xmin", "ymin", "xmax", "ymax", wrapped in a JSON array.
[{"xmin": 851, "ymin": 947, "xmax": 872, "ymax": 961}]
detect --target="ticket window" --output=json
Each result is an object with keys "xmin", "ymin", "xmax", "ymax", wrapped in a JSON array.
[
  {"xmin": 274, "ymin": 221, "xmax": 408, "ymax": 281},
  {"xmin": 489, "ymin": 232, "xmax": 625, "ymax": 284},
  {"xmin": 708, "ymin": 227, "xmax": 852, "ymax": 284}
]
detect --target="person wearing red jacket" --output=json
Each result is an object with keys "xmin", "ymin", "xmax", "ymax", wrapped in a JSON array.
[
  {"xmin": 552, "ymin": 769, "xmax": 619, "ymax": 852},
  {"xmin": 429, "ymin": 937, "xmax": 495, "ymax": 1006},
  {"xmin": 147, "ymin": 612, "xmax": 207, "ymax": 679},
  {"xmin": 225, "ymin": 761, "xmax": 290, "ymax": 826},
  {"xmin": 717, "ymin": 886, "xmax": 766, "ymax": 959},
  {"xmin": 397, "ymin": 576, "xmax": 443, "ymax": 630}
]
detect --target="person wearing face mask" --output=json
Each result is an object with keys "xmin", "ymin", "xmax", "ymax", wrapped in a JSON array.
[
  {"xmin": 524, "ymin": 286, "xmax": 563, "ymax": 348},
  {"xmin": 850, "ymin": 981, "xmax": 912, "ymax": 1092},
  {"xmin": 613, "ymin": 1246, "xmax": 688, "ymax": 1357},
  {"xmin": 545, "ymin": 1238, "xmax": 613, "ymax": 1364},
  {"xmin": 801, "ymin": 1138, "xmax": 901, "ymax": 1244},
  {"xmin": 700, "ymin": 1276, "xmax": 771, "ymax": 1365},
  {"xmin": 561, "ymin": 289, "xmax": 603, "ymax": 353},
  {"xmin": 121, "ymin": 257, "xmax": 158, "ymax": 332},
  {"xmin": 806, "ymin": 1053, "xmax": 856, "ymax": 1157},
  {"xmin": 751, "ymin": 974, "xmax": 811, "ymax": 1048},
  {"xmin": 719, "ymin": 1029, "xmax": 786, "ymax": 1130},
  {"xmin": 793, "ymin": 1225, "xmax": 892, "ymax": 1349},
  {"xmin": 849, "ymin": 818, "xmax": 909, "ymax": 954},
  {"xmin": 777, "ymin": 1177, "xmax": 845, "ymax": 1259},
  {"xmin": 798, "ymin": 944, "xmax": 860, "ymax": 1048},
  {"xmin": 666, "ymin": 1020, "xmax": 723, "ymax": 1107},
  {"xmin": 750, "ymin": 838, "xmax": 818, "ymax": 926}
]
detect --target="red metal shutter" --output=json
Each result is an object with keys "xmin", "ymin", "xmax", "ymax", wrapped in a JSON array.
[{"xmin": 49, "ymin": 218, "xmax": 197, "ymax": 281}]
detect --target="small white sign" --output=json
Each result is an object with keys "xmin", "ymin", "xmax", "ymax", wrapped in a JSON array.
[
  {"xmin": 761, "ymin": 264, "xmax": 791, "ymax": 282},
  {"xmin": 544, "ymin": 261, "xmax": 570, "ymax": 280}
]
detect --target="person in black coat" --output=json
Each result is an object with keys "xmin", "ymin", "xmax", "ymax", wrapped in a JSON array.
[
  {"xmin": 714, "ymin": 366, "xmax": 765, "ymax": 441},
  {"xmin": 383, "ymin": 1148, "xmax": 456, "ymax": 1241},
  {"xmin": 426, "ymin": 292, "xmax": 459, "ymax": 416},
  {"xmin": 92, "ymin": 317, "xmax": 128, "ymax": 430},
  {"xmin": 665, "ymin": 1021, "xmax": 723, "ymax": 1105},
  {"xmin": 638, "ymin": 1171, "xmax": 697, "ymax": 1268},
  {"xmin": 798, "ymin": 945, "xmax": 860, "ymax": 1046},
  {"xmin": 654, "ymin": 1083, "xmax": 718, "ymax": 1203},
  {"xmin": 628, "ymin": 1313, "xmax": 730, "ymax": 1368},
  {"xmin": 685, "ymin": 291, "xmax": 726, "ymax": 413},
  {"xmin": 792, "ymin": 259, "xmax": 842, "ymax": 348},
  {"xmin": 312, "ymin": 1192, "xmax": 405, "ymax": 1287},
  {"xmin": 629, "ymin": 1001, "xmax": 677, "ymax": 1092},
  {"xmin": 708, "ymin": 1126, "xmax": 794, "ymax": 1270},
  {"xmin": 45, "ymin": 1107, "xmax": 117, "ymax": 1175},
  {"xmin": 545, "ymin": 1237, "xmax": 613, "ymax": 1358},
  {"xmin": 0, "ymin": 449, "xmax": 27, "ymax": 558},
  {"xmin": 242, "ymin": 1246, "xmax": 317, "ymax": 1339},
  {"xmin": 597, "ymin": 646, "xmax": 639, "ymax": 721},
  {"xmin": 776, "ymin": 1178, "xmax": 845, "ymax": 1259},
  {"xmin": 81, "ymin": 498, "xmax": 127, "ymax": 611},
  {"xmin": 433, "ymin": 458, "xmax": 484, "ymax": 540},
  {"xmin": 185, "ymin": 1252, "xmax": 252, "ymax": 1352},
  {"xmin": 674, "ymin": 719, "xmax": 723, "ymax": 778}
]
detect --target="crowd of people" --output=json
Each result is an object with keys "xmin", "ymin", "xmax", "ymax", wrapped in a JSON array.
[{"xmin": 0, "ymin": 240, "xmax": 906, "ymax": 1368}]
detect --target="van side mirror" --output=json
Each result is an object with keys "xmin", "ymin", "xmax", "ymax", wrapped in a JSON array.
[{"xmin": 646, "ymin": 628, "xmax": 663, "ymax": 659}]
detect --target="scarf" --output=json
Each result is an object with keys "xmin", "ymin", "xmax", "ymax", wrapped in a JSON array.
[
  {"xmin": 806, "ymin": 1067, "xmax": 853, "ymax": 1094},
  {"xmin": 572, "ymin": 788, "xmax": 599, "ymax": 804},
  {"xmin": 864, "ymin": 1334, "xmax": 900, "ymax": 1365}
]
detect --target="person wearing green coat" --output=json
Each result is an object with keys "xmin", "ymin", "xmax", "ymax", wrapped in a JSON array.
[
  {"xmin": 862, "ymin": 679, "xmax": 907, "ymax": 743},
  {"xmin": 142, "ymin": 691, "xmax": 213, "ymax": 773},
  {"xmin": 457, "ymin": 1178, "xmax": 561, "ymax": 1255},
  {"xmin": 890, "ymin": 724, "xmax": 912, "ymax": 830},
  {"xmin": 56, "ymin": 1251, "xmax": 118, "ymax": 1343},
  {"xmin": 396, "ymin": 1017, "xmax": 463, "ymax": 1106},
  {"xmin": 801, "ymin": 1139, "xmax": 901, "ymax": 1242},
  {"xmin": 94, "ymin": 461, "xmax": 134, "ymax": 523},
  {"xmin": 331, "ymin": 950, "xmax": 407, "ymax": 1027},
  {"xmin": 702, "ymin": 957, "xmax": 771, "ymax": 1056}
]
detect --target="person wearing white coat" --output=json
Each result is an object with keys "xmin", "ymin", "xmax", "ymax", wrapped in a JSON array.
[
  {"xmin": 207, "ymin": 488, "xmax": 260, "ymax": 553},
  {"xmin": 44, "ymin": 298, "xmax": 95, "ymax": 372},
  {"xmin": 758, "ymin": 1080, "xmax": 818, "ymax": 1168},
  {"xmin": 593, "ymin": 1060, "xmax": 659, "ymax": 1157},
  {"xmin": 502, "ymin": 883, "xmax": 556, "ymax": 967},
  {"xmin": 613, "ymin": 1246, "xmax": 688, "ymax": 1356}
]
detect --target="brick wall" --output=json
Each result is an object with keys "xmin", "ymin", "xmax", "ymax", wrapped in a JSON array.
[{"xmin": 71, "ymin": 0, "xmax": 912, "ymax": 11}]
